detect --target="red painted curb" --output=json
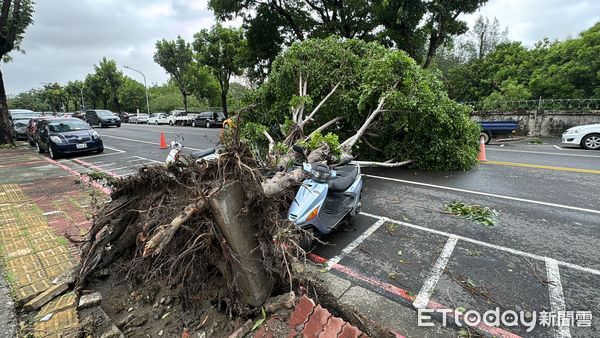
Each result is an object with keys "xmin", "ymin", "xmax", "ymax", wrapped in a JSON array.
[
  {"xmin": 42, "ymin": 157, "xmax": 112, "ymax": 195},
  {"xmin": 308, "ymin": 253, "xmax": 521, "ymax": 338}
]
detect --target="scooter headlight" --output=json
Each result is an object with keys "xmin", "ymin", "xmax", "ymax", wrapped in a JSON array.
[{"xmin": 310, "ymin": 169, "xmax": 331, "ymax": 182}]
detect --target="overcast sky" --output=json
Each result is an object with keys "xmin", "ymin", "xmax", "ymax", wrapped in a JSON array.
[{"xmin": 2, "ymin": 0, "xmax": 599, "ymax": 95}]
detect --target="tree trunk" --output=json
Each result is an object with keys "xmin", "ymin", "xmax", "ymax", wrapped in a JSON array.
[
  {"xmin": 0, "ymin": 69, "xmax": 14, "ymax": 145},
  {"xmin": 113, "ymin": 96, "xmax": 121, "ymax": 113},
  {"xmin": 103, "ymin": 99, "xmax": 108, "ymax": 109},
  {"xmin": 183, "ymin": 93, "xmax": 188, "ymax": 113},
  {"xmin": 221, "ymin": 90, "xmax": 228, "ymax": 118}
]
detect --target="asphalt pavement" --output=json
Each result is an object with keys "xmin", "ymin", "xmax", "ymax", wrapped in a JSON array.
[{"xmin": 27, "ymin": 124, "xmax": 600, "ymax": 337}]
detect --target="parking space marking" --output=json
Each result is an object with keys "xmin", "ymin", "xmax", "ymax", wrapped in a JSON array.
[
  {"xmin": 99, "ymin": 134, "xmax": 203, "ymax": 151},
  {"xmin": 360, "ymin": 211, "xmax": 600, "ymax": 277},
  {"xmin": 363, "ymin": 174, "xmax": 600, "ymax": 215},
  {"xmin": 553, "ymin": 145, "xmax": 563, "ymax": 150},
  {"xmin": 487, "ymin": 148, "xmax": 600, "ymax": 158},
  {"xmin": 413, "ymin": 236, "xmax": 458, "ymax": 309},
  {"xmin": 545, "ymin": 258, "xmax": 571, "ymax": 338},
  {"xmin": 93, "ymin": 163, "xmax": 117, "ymax": 168},
  {"xmin": 483, "ymin": 161, "xmax": 600, "ymax": 175},
  {"xmin": 325, "ymin": 218, "xmax": 386, "ymax": 270}
]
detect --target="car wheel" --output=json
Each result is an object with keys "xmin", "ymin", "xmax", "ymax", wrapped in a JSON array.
[
  {"xmin": 155, "ymin": 120, "xmax": 159, "ymax": 125},
  {"xmin": 100, "ymin": 124, "xmax": 106, "ymax": 128},
  {"xmin": 205, "ymin": 120, "xmax": 211, "ymax": 128},
  {"xmin": 28, "ymin": 139, "xmax": 35, "ymax": 146},
  {"xmin": 192, "ymin": 120, "xmax": 196, "ymax": 127},
  {"xmin": 169, "ymin": 121, "xmax": 174, "ymax": 126},
  {"xmin": 480, "ymin": 132, "xmax": 491, "ymax": 144},
  {"xmin": 97, "ymin": 147, "xmax": 104, "ymax": 153},
  {"xmin": 582, "ymin": 133, "xmax": 600, "ymax": 150},
  {"xmin": 48, "ymin": 146, "xmax": 59, "ymax": 159},
  {"xmin": 36, "ymin": 142, "xmax": 45, "ymax": 153},
  {"xmin": 117, "ymin": 124, "xmax": 121, "ymax": 128}
]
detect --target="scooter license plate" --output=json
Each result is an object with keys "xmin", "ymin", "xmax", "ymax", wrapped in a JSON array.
[{"xmin": 76, "ymin": 143, "xmax": 87, "ymax": 149}]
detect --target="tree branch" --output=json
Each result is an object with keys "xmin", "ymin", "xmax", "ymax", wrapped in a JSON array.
[
  {"xmin": 352, "ymin": 159, "xmax": 414, "ymax": 168},
  {"xmin": 308, "ymin": 116, "xmax": 342, "ymax": 137},
  {"xmin": 263, "ymin": 129, "xmax": 275, "ymax": 153},
  {"xmin": 300, "ymin": 81, "xmax": 340, "ymax": 129}
]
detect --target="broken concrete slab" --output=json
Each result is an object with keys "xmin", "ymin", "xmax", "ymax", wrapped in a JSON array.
[
  {"xmin": 78, "ymin": 292, "xmax": 102, "ymax": 310},
  {"xmin": 228, "ymin": 319, "xmax": 253, "ymax": 338},
  {"xmin": 23, "ymin": 282, "xmax": 69, "ymax": 312},
  {"xmin": 80, "ymin": 306, "xmax": 124, "ymax": 338},
  {"xmin": 264, "ymin": 291, "xmax": 295, "ymax": 313}
]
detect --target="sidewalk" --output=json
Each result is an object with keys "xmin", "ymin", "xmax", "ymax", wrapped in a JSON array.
[{"xmin": 0, "ymin": 145, "xmax": 103, "ymax": 337}]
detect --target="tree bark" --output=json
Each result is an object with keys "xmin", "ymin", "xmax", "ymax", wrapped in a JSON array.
[
  {"xmin": 0, "ymin": 69, "xmax": 14, "ymax": 145},
  {"xmin": 221, "ymin": 90, "xmax": 228, "ymax": 117},
  {"xmin": 183, "ymin": 93, "xmax": 188, "ymax": 112}
]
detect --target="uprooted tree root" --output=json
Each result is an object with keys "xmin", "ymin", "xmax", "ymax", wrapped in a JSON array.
[{"xmin": 76, "ymin": 143, "xmax": 307, "ymax": 316}]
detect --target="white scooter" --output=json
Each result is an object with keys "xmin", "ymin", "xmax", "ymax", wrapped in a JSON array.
[{"xmin": 165, "ymin": 134, "xmax": 218, "ymax": 165}]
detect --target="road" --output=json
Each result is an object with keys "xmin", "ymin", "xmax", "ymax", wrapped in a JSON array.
[{"xmin": 34, "ymin": 124, "xmax": 600, "ymax": 337}]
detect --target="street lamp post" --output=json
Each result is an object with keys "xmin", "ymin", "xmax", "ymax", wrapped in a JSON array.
[{"xmin": 123, "ymin": 65, "xmax": 150, "ymax": 115}]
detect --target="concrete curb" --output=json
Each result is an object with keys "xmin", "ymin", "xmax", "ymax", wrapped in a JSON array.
[{"xmin": 295, "ymin": 260, "xmax": 458, "ymax": 337}]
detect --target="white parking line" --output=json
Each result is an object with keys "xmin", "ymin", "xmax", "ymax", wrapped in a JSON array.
[
  {"xmin": 98, "ymin": 134, "xmax": 202, "ymax": 151},
  {"xmin": 487, "ymin": 148, "xmax": 600, "ymax": 158},
  {"xmin": 553, "ymin": 145, "xmax": 563, "ymax": 150},
  {"xmin": 363, "ymin": 174, "xmax": 600, "ymax": 215},
  {"xmin": 545, "ymin": 258, "xmax": 571, "ymax": 338},
  {"xmin": 326, "ymin": 218, "xmax": 386, "ymax": 270},
  {"xmin": 413, "ymin": 236, "xmax": 458, "ymax": 309},
  {"xmin": 92, "ymin": 163, "xmax": 117, "ymax": 168},
  {"xmin": 360, "ymin": 211, "xmax": 600, "ymax": 277}
]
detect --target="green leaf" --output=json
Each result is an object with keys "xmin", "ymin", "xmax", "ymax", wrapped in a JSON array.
[{"xmin": 251, "ymin": 307, "xmax": 267, "ymax": 331}]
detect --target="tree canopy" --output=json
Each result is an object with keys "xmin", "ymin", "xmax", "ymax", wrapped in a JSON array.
[{"xmin": 245, "ymin": 37, "xmax": 480, "ymax": 170}]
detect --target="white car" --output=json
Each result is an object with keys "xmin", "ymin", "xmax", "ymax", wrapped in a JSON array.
[
  {"xmin": 562, "ymin": 124, "xmax": 600, "ymax": 150},
  {"xmin": 129, "ymin": 113, "xmax": 149, "ymax": 124},
  {"xmin": 147, "ymin": 113, "xmax": 170, "ymax": 125}
]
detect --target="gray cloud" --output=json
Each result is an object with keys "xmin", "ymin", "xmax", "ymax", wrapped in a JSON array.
[{"xmin": 2, "ymin": 0, "xmax": 599, "ymax": 95}]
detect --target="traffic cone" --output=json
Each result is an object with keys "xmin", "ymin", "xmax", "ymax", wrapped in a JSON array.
[
  {"xmin": 160, "ymin": 133, "xmax": 167, "ymax": 149},
  {"xmin": 477, "ymin": 135, "xmax": 487, "ymax": 162}
]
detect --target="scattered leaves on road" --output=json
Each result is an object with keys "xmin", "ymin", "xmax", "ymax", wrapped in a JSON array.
[
  {"xmin": 444, "ymin": 201, "xmax": 498, "ymax": 226},
  {"xmin": 466, "ymin": 249, "xmax": 484, "ymax": 257},
  {"xmin": 386, "ymin": 222, "xmax": 398, "ymax": 234},
  {"xmin": 397, "ymin": 250, "xmax": 402, "ymax": 256}
]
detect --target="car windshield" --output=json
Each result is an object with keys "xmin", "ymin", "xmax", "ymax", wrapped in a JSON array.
[
  {"xmin": 13, "ymin": 119, "xmax": 30, "ymax": 127},
  {"xmin": 48, "ymin": 120, "xmax": 90, "ymax": 132},
  {"xmin": 95, "ymin": 110, "xmax": 114, "ymax": 117}
]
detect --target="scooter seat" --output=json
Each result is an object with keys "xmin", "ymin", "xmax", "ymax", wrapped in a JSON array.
[
  {"xmin": 329, "ymin": 164, "xmax": 359, "ymax": 193},
  {"xmin": 191, "ymin": 148, "xmax": 216, "ymax": 159}
]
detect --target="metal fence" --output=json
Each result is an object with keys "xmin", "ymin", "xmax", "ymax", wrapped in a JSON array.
[{"xmin": 461, "ymin": 99, "xmax": 600, "ymax": 111}]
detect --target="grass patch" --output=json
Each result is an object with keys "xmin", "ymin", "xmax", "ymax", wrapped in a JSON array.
[
  {"xmin": 4, "ymin": 270, "xmax": 16, "ymax": 285},
  {"xmin": 0, "ymin": 144, "xmax": 16, "ymax": 149},
  {"xmin": 528, "ymin": 138, "xmax": 543, "ymax": 144},
  {"xmin": 56, "ymin": 237, "xmax": 69, "ymax": 247},
  {"xmin": 444, "ymin": 201, "xmax": 498, "ymax": 226},
  {"xmin": 85, "ymin": 170, "xmax": 118, "ymax": 186}
]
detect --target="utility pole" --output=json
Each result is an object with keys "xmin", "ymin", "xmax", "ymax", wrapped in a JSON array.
[{"xmin": 123, "ymin": 65, "xmax": 150, "ymax": 115}]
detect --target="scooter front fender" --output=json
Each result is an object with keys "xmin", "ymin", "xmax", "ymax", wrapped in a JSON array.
[{"xmin": 288, "ymin": 179, "xmax": 328, "ymax": 229}]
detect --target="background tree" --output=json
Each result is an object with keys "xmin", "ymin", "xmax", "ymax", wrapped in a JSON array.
[
  {"xmin": 40, "ymin": 83, "xmax": 66, "ymax": 112},
  {"xmin": 0, "ymin": 0, "xmax": 34, "ymax": 145},
  {"xmin": 64, "ymin": 80, "xmax": 84, "ymax": 111},
  {"xmin": 84, "ymin": 73, "xmax": 107, "ymax": 109},
  {"xmin": 461, "ymin": 16, "xmax": 508, "ymax": 61},
  {"xmin": 118, "ymin": 77, "xmax": 146, "ymax": 113},
  {"xmin": 193, "ymin": 24, "xmax": 247, "ymax": 117},
  {"xmin": 7, "ymin": 88, "xmax": 46, "ymax": 111},
  {"xmin": 94, "ymin": 57, "xmax": 123, "ymax": 112},
  {"xmin": 154, "ymin": 36, "xmax": 195, "ymax": 112},
  {"xmin": 422, "ymin": 0, "xmax": 488, "ymax": 68}
]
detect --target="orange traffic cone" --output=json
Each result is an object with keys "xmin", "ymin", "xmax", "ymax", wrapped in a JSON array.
[
  {"xmin": 160, "ymin": 133, "xmax": 167, "ymax": 149},
  {"xmin": 477, "ymin": 135, "xmax": 487, "ymax": 162}
]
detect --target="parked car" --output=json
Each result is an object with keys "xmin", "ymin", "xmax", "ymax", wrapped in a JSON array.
[
  {"xmin": 192, "ymin": 111, "xmax": 226, "ymax": 128},
  {"xmin": 73, "ymin": 111, "xmax": 86, "ymax": 120},
  {"xmin": 478, "ymin": 120, "xmax": 518, "ymax": 144},
  {"xmin": 148, "ymin": 112, "xmax": 170, "ymax": 125},
  {"xmin": 9, "ymin": 110, "xmax": 41, "ymax": 140},
  {"xmin": 34, "ymin": 118, "xmax": 103, "ymax": 159},
  {"xmin": 167, "ymin": 110, "xmax": 199, "ymax": 126},
  {"xmin": 129, "ymin": 113, "xmax": 149, "ymax": 124},
  {"xmin": 562, "ymin": 124, "xmax": 600, "ymax": 150},
  {"xmin": 27, "ymin": 116, "xmax": 56, "ymax": 146},
  {"xmin": 85, "ymin": 110, "xmax": 121, "ymax": 128}
]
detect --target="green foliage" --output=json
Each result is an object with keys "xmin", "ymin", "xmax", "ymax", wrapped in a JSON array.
[
  {"xmin": 193, "ymin": 24, "xmax": 247, "ymax": 115},
  {"xmin": 119, "ymin": 77, "xmax": 146, "ymax": 113},
  {"xmin": 94, "ymin": 57, "xmax": 124, "ymax": 112},
  {"xmin": 0, "ymin": 0, "xmax": 35, "ymax": 62},
  {"xmin": 247, "ymin": 37, "xmax": 479, "ymax": 170},
  {"xmin": 154, "ymin": 36, "xmax": 195, "ymax": 111},
  {"xmin": 447, "ymin": 23, "xmax": 600, "ymax": 101},
  {"xmin": 299, "ymin": 132, "xmax": 341, "ymax": 157},
  {"xmin": 8, "ymin": 89, "xmax": 47, "ymax": 111},
  {"xmin": 444, "ymin": 201, "xmax": 498, "ymax": 226},
  {"xmin": 40, "ymin": 83, "xmax": 66, "ymax": 112}
]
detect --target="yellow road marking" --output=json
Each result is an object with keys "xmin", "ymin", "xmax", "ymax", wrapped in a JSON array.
[{"xmin": 482, "ymin": 160, "xmax": 600, "ymax": 175}]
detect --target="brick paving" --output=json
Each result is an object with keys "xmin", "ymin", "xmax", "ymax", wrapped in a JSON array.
[
  {"xmin": 0, "ymin": 146, "xmax": 104, "ymax": 337},
  {"xmin": 255, "ymin": 295, "xmax": 366, "ymax": 338}
]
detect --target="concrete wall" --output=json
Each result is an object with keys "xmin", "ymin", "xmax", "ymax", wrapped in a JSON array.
[{"xmin": 471, "ymin": 110, "xmax": 600, "ymax": 137}]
